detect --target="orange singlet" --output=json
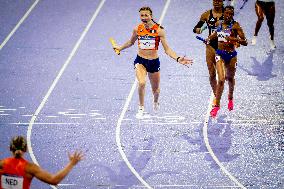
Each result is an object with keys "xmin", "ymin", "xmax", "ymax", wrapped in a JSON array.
[
  {"xmin": 137, "ymin": 23, "xmax": 160, "ymax": 50},
  {"xmin": 0, "ymin": 157, "xmax": 32, "ymax": 189}
]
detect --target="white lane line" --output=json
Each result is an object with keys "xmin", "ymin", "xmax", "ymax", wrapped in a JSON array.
[
  {"xmin": 115, "ymin": 1, "xmax": 171, "ymax": 189},
  {"xmin": 202, "ymin": 93, "xmax": 246, "ymax": 188},
  {"xmin": 57, "ymin": 184, "xmax": 76, "ymax": 186},
  {"xmin": 0, "ymin": 109, "xmax": 17, "ymax": 111},
  {"xmin": 0, "ymin": 0, "xmax": 40, "ymax": 50},
  {"xmin": 8, "ymin": 122, "xmax": 79, "ymax": 125},
  {"xmin": 138, "ymin": 122, "xmax": 200, "ymax": 125},
  {"xmin": 26, "ymin": 0, "xmax": 106, "ymax": 188},
  {"xmin": 134, "ymin": 184, "xmax": 240, "ymax": 188}
]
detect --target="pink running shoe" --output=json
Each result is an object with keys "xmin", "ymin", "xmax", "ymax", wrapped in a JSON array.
[
  {"xmin": 210, "ymin": 106, "xmax": 220, "ymax": 118},
  {"xmin": 228, "ymin": 99, "xmax": 234, "ymax": 111}
]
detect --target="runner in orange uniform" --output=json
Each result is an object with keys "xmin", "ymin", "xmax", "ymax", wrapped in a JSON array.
[
  {"xmin": 113, "ymin": 7, "xmax": 193, "ymax": 118},
  {"xmin": 0, "ymin": 136, "xmax": 83, "ymax": 189}
]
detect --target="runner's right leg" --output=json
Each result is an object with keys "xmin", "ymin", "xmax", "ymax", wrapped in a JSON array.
[
  {"xmin": 135, "ymin": 64, "xmax": 147, "ymax": 117},
  {"xmin": 206, "ymin": 45, "xmax": 217, "ymax": 98}
]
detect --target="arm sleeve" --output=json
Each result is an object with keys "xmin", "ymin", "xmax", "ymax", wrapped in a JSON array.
[
  {"xmin": 193, "ymin": 21, "xmax": 205, "ymax": 33},
  {"xmin": 193, "ymin": 11, "xmax": 207, "ymax": 33}
]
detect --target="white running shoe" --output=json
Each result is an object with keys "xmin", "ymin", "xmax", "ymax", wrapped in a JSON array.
[
  {"xmin": 270, "ymin": 40, "xmax": 276, "ymax": 50},
  {"xmin": 136, "ymin": 106, "xmax": 144, "ymax": 119},
  {"xmin": 153, "ymin": 102, "xmax": 160, "ymax": 112},
  {"xmin": 251, "ymin": 36, "xmax": 257, "ymax": 45}
]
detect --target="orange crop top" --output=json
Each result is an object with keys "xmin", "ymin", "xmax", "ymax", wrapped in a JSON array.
[
  {"xmin": 137, "ymin": 23, "xmax": 160, "ymax": 50},
  {"xmin": 1, "ymin": 157, "xmax": 32, "ymax": 189}
]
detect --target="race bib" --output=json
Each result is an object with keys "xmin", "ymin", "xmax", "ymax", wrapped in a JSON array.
[
  {"xmin": 138, "ymin": 36, "xmax": 156, "ymax": 50},
  {"xmin": 217, "ymin": 31, "xmax": 230, "ymax": 42},
  {"xmin": 1, "ymin": 174, "xmax": 23, "ymax": 189}
]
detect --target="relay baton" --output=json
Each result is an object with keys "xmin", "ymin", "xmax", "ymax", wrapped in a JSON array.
[
  {"xmin": 196, "ymin": 36, "xmax": 208, "ymax": 44},
  {"xmin": 109, "ymin": 37, "xmax": 120, "ymax": 55}
]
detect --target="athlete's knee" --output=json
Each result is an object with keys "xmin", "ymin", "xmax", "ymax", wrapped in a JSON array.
[
  {"xmin": 209, "ymin": 74, "xmax": 216, "ymax": 81},
  {"xmin": 257, "ymin": 16, "xmax": 264, "ymax": 23},
  {"xmin": 218, "ymin": 75, "xmax": 226, "ymax": 83},
  {"xmin": 209, "ymin": 74, "xmax": 217, "ymax": 83},
  {"xmin": 226, "ymin": 76, "xmax": 234, "ymax": 83},
  {"xmin": 138, "ymin": 81, "xmax": 146, "ymax": 89},
  {"xmin": 152, "ymin": 88, "xmax": 160, "ymax": 95},
  {"xmin": 218, "ymin": 80, "xmax": 225, "ymax": 87}
]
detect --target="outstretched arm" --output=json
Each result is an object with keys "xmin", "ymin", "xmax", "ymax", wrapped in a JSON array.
[
  {"xmin": 113, "ymin": 27, "xmax": 138, "ymax": 52},
  {"xmin": 26, "ymin": 151, "xmax": 83, "ymax": 185},
  {"xmin": 160, "ymin": 28, "xmax": 193, "ymax": 65}
]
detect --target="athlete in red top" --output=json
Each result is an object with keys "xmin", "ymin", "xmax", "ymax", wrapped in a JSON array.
[
  {"xmin": 113, "ymin": 6, "xmax": 193, "ymax": 118},
  {"xmin": 0, "ymin": 136, "xmax": 83, "ymax": 189}
]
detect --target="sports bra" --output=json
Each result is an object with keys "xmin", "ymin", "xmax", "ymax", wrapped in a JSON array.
[{"xmin": 207, "ymin": 9, "xmax": 224, "ymax": 35}]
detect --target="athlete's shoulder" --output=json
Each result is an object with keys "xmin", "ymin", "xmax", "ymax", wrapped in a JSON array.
[
  {"xmin": 134, "ymin": 24, "xmax": 142, "ymax": 33},
  {"xmin": 155, "ymin": 24, "xmax": 164, "ymax": 32},
  {"xmin": 25, "ymin": 161, "xmax": 39, "ymax": 173},
  {"xmin": 136, "ymin": 23, "xmax": 143, "ymax": 29},
  {"xmin": 200, "ymin": 10, "xmax": 211, "ymax": 21},
  {"xmin": 232, "ymin": 20, "xmax": 241, "ymax": 28},
  {"xmin": 158, "ymin": 26, "xmax": 166, "ymax": 37}
]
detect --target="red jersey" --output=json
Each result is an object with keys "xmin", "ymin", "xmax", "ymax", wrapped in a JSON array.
[
  {"xmin": 137, "ymin": 23, "xmax": 160, "ymax": 50},
  {"xmin": 0, "ymin": 157, "xmax": 32, "ymax": 189}
]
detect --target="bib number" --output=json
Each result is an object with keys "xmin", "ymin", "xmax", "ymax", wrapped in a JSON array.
[
  {"xmin": 139, "ymin": 39, "xmax": 156, "ymax": 50},
  {"xmin": 217, "ymin": 29, "xmax": 231, "ymax": 42},
  {"xmin": 1, "ymin": 175, "xmax": 23, "ymax": 189}
]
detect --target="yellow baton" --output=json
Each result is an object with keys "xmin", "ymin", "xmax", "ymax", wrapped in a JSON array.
[{"xmin": 109, "ymin": 37, "xmax": 120, "ymax": 55}]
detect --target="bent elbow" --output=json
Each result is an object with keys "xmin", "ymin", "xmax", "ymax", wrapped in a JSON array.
[
  {"xmin": 47, "ymin": 177, "xmax": 62, "ymax": 185},
  {"xmin": 49, "ymin": 180, "xmax": 60, "ymax": 186}
]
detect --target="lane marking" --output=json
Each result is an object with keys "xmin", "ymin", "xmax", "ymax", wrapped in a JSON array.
[
  {"xmin": 0, "ymin": 0, "xmax": 40, "ymax": 50},
  {"xmin": 202, "ymin": 93, "xmax": 246, "ymax": 188},
  {"xmin": 57, "ymin": 184, "xmax": 76, "ymax": 186},
  {"xmin": 115, "ymin": 1, "xmax": 171, "ymax": 189},
  {"xmin": 26, "ymin": 0, "xmax": 106, "ymax": 188}
]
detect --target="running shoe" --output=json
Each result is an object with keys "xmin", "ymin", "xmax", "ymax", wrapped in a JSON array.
[
  {"xmin": 136, "ymin": 106, "xmax": 144, "ymax": 119},
  {"xmin": 210, "ymin": 105, "xmax": 220, "ymax": 118},
  {"xmin": 251, "ymin": 36, "xmax": 257, "ymax": 45},
  {"xmin": 228, "ymin": 98, "xmax": 234, "ymax": 111}
]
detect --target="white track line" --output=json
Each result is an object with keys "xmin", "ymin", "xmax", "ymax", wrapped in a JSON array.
[
  {"xmin": 115, "ymin": 1, "xmax": 171, "ymax": 189},
  {"xmin": 202, "ymin": 92, "xmax": 246, "ymax": 188},
  {"xmin": 0, "ymin": 0, "xmax": 40, "ymax": 50},
  {"xmin": 26, "ymin": 0, "xmax": 106, "ymax": 188}
]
